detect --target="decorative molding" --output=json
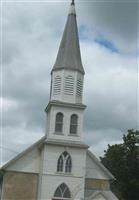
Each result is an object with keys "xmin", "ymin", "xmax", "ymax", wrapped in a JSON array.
[
  {"xmin": 45, "ymin": 100, "xmax": 86, "ymax": 112},
  {"xmin": 45, "ymin": 139, "xmax": 89, "ymax": 149}
]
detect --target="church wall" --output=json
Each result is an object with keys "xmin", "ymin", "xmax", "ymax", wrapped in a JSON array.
[
  {"xmin": 43, "ymin": 144, "xmax": 86, "ymax": 176},
  {"xmin": 40, "ymin": 174, "xmax": 85, "ymax": 199},
  {"xmin": 85, "ymin": 178, "xmax": 110, "ymax": 190},
  {"xmin": 86, "ymin": 153, "xmax": 110, "ymax": 180},
  {"xmin": 1, "ymin": 171, "xmax": 38, "ymax": 200},
  {"xmin": 5, "ymin": 147, "xmax": 41, "ymax": 174},
  {"xmin": 38, "ymin": 144, "xmax": 87, "ymax": 199}
]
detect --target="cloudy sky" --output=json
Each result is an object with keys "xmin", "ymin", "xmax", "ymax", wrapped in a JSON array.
[{"xmin": 1, "ymin": 0, "xmax": 138, "ymax": 166}]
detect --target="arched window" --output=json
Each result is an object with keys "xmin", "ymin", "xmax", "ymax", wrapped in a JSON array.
[
  {"xmin": 53, "ymin": 183, "xmax": 71, "ymax": 199},
  {"xmin": 70, "ymin": 114, "xmax": 78, "ymax": 135},
  {"xmin": 57, "ymin": 152, "xmax": 72, "ymax": 173},
  {"xmin": 65, "ymin": 155, "xmax": 72, "ymax": 173},
  {"xmin": 57, "ymin": 155, "xmax": 63, "ymax": 172},
  {"xmin": 55, "ymin": 112, "xmax": 63, "ymax": 133}
]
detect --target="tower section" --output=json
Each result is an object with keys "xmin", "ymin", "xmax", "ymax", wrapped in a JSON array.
[
  {"xmin": 51, "ymin": 2, "xmax": 84, "ymax": 105},
  {"xmin": 45, "ymin": 2, "xmax": 86, "ymax": 143},
  {"xmin": 51, "ymin": 69, "xmax": 84, "ymax": 104}
]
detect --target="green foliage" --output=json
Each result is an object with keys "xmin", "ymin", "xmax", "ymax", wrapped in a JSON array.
[{"xmin": 100, "ymin": 129, "xmax": 139, "ymax": 200}]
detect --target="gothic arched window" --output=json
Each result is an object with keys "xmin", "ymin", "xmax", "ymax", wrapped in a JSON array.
[
  {"xmin": 55, "ymin": 112, "xmax": 63, "ymax": 133},
  {"xmin": 57, "ymin": 155, "xmax": 63, "ymax": 172},
  {"xmin": 53, "ymin": 183, "xmax": 71, "ymax": 199},
  {"xmin": 65, "ymin": 155, "xmax": 72, "ymax": 173},
  {"xmin": 57, "ymin": 151, "xmax": 72, "ymax": 173},
  {"xmin": 70, "ymin": 114, "xmax": 78, "ymax": 135}
]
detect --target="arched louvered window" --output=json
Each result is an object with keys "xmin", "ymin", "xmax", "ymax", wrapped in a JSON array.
[
  {"xmin": 55, "ymin": 112, "xmax": 63, "ymax": 133},
  {"xmin": 64, "ymin": 75, "xmax": 74, "ymax": 95},
  {"xmin": 70, "ymin": 114, "xmax": 78, "ymax": 135},
  {"xmin": 53, "ymin": 76, "xmax": 61, "ymax": 95},
  {"xmin": 53, "ymin": 183, "xmax": 71, "ymax": 199},
  {"xmin": 57, "ymin": 151, "xmax": 72, "ymax": 173},
  {"xmin": 76, "ymin": 79, "xmax": 83, "ymax": 97}
]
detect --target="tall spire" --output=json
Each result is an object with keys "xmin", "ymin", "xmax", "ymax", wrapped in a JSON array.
[{"xmin": 52, "ymin": 0, "xmax": 84, "ymax": 74}]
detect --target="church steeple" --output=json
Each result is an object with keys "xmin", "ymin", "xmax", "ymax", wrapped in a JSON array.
[
  {"xmin": 50, "ymin": 1, "xmax": 85, "ymax": 104},
  {"xmin": 45, "ymin": 1, "xmax": 86, "ymax": 142},
  {"xmin": 52, "ymin": 0, "xmax": 84, "ymax": 74}
]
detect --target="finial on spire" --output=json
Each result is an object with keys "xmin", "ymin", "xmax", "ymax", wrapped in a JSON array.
[
  {"xmin": 71, "ymin": 0, "xmax": 75, "ymax": 5},
  {"xmin": 69, "ymin": 0, "xmax": 76, "ymax": 15}
]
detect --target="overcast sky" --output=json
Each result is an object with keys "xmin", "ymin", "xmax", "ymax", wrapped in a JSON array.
[{"xmin": 1, "ymin": 0, "xmax": 138, "ymax": 166}]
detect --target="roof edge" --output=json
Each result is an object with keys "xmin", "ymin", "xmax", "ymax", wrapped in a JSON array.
[
  {"xmin": 51, "ymin": 67, "xmax": 85, "ymax": 75},
  {"xmin": 87, "ymin": 150, "xmax": 115, "ymax": 180},
  {"xmin": 0, "ymin": 136, "xmax": 46, "ymax": 170}
]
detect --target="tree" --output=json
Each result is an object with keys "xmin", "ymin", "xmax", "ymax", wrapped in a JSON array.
[{"xmin": 100, "ymin": 130, "xmax": 139, "ymax": 200}]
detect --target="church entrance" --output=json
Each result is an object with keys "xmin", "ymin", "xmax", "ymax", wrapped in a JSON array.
[{"xmin": 52, "ymin": 183, "xmax": 71, "ymax": 200}]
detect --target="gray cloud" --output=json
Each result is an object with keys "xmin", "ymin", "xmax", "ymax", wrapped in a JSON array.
[
  {"xmin": 78, "ymin": 0, "xmax": 138, "ymax": 54},
  {"xmin": 82, "ymin": 41, "xmax": 138, "ymax": 131}
]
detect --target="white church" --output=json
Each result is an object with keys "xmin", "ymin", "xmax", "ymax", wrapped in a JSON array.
[{"xmin": 0, "ymin": 1, "xmax": 119, "ymax": 200}]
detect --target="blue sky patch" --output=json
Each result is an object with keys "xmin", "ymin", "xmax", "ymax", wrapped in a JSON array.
[
  {"xmin": 79, "ymin": 25, "xmax": 91, "ymax": 41},
  {"xmin": 79, "ymin": 24, "xmax": 119, "ymax": 53},
  {"xmin": 95, "ymin": 37, "xmax": 119, "ymax": 53}
]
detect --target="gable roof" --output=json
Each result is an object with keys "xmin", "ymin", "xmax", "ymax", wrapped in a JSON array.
[
  {"xmin": 0, "ymin": 136, "xmax": 88, "ymax": 171},
  {"xmin": 0, "ymin": 136, "xmax": 46, "ymax": 171},
  {"xmin": 1, "ymin": 138, "xmax": 114, "ymax": 182},
  {"xmin": 87, "ymin": 150, "xmax": 114, "ymax": 180}
]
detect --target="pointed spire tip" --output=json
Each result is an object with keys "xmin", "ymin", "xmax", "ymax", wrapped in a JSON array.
[
  {"xmin": 69, "ymin": 0, "xmax": 76, "ymax": 15},
  {"xmin": 71, "ymin": 0, "xmax": 75, "ymax": 5}
]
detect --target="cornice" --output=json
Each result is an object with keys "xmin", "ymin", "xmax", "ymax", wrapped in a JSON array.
[
  {"xmin": 44, "ymin": 138, "xmax": 89, "ymax": 149},
  {"xmin": 45, "ymin": 100, "xmax": 86, "ymax": 112}
]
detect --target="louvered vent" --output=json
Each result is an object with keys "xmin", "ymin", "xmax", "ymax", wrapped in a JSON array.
[
  {"xmin": 53, "ymin": 76, "xmax": 61, "ymax": 95},
  {"xmin": 76, "ymin": 79, "xmax": 83, "ymax": 96},
  {"xmin": 64, "ymin": 76, "xmax": 74, "ymax": 95}
]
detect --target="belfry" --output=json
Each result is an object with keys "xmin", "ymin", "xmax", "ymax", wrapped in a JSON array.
[{"xmin": 0, "ymin": 1, "xmax": 118, "ymax": 200}]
